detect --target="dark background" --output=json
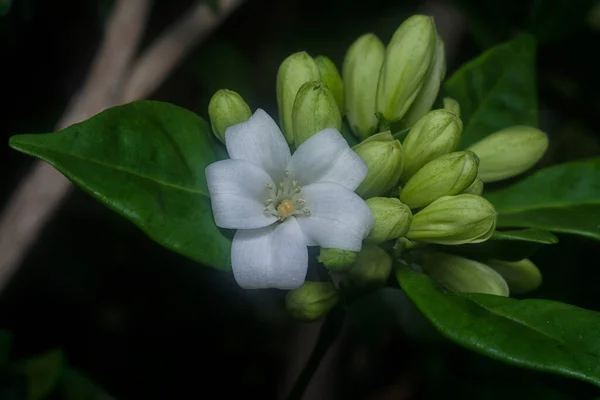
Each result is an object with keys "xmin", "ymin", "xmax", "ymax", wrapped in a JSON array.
[{"xmin": 1, "ymin": 0, "xmax": 600, "ymax": 398}]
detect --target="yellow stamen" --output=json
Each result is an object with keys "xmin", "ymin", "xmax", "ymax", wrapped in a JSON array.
[{"xmin": 277, "ymin": 199, "xmax": 295, "ymax": 219}]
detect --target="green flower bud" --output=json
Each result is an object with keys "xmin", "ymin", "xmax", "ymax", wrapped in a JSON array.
[
  {"xmin": 467, "ymin": 126, "xmax": 549, "ymax": 183},
  {"xmin": 461, "ymin": 177, "xmax": 484, "ymax": 195},
  {"xmin": 276, "ymin": 52, "xmax": 321, "ymax": 144},
  {"xmin": 400, "ymin": 151, "xmax": 479, "ymax": 209},
  {"xmin": 208, "ymin": 89, "xmax": 252, "ymax": 144},
  {"xmin": 401, "ymin": 109, "xmax": 462, "ymax": 180},
  {"xmin": 486, "ymin": 258, "xmax": 542, "ymax": 294},
  {"xmin": 365, "ymin": 197, "xmax": 412, "ymax": 243},
  {"xmin": 421, "ymin": 252, "xmax": 509, "ymax": 296},
  {"xmin": 346, "ymin": 245, "xmax": 392, "ymax": 290},
  {"xmin": 343, "ymin": 33, "xmax": 385, "ymax": 140},
  {"xmin": 376, "ymin": 15, "xmax": 437, "ymax": 124},
  {"xmin": 318, "ymin": 247, "xmax": 358, "ymax": 272},
  {"xmin": 292, "ymin": 81, "xmax": 342, "ymax": 146},
  {"xmin": 443, "ymin": 97, "xmax": 460, "ymax": 118},
  {"xmin": 285, "ymin": 281, "xmax": 339, "ymax": 322},
  {"xmin": 315, "ymin": 55, "xmax": 344, "ymax": 115},
  {"xmin": 407, "ymin": 194, "xmax": 497, "ymax": 245},
  {"xmin": 400, "ymin": 35, "xmax": 446, "ymax": 128},
  {"xmin": 353, "ymin": 131, "xmax": 405, "ymax": 198}
]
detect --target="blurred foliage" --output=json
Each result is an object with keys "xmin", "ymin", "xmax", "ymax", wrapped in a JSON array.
[{"xmin": 1, "ymin": 0, "xmax": 600, "ymax": 399}]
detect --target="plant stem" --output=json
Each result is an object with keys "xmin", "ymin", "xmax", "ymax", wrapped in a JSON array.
[{"xmin": 286, "ymin": 308, "xmax": 345, "ymax": 400}]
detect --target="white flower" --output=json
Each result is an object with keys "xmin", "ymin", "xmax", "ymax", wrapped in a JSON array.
[{"xmin": 206, "ymin": 109, "xmax": 374, "ymax": 289}]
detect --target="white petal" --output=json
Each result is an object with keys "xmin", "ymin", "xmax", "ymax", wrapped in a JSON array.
[
  {"xmin": 225, "ymin": 108, "xmax": 291, "ymax": 182},
  {"xmin": 206, "ymin": 159, "xmax": 278, "ymax": 229},
  {"xmin": 297, "ymin": 182, "xmax": 374, "ymax": 251},
  {"xmin": 287, "ymin": 128, "xmax": 367, "ymax": 190},
  {"xmin": 231, "ymin": 218, "xmax": 308, "ymax": 289}
]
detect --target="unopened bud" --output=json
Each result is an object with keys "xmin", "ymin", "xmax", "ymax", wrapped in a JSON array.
[
  {"xmin": 365, "ymin": 197, "xmax": 412, "ymax": 243},
  {"xmin": 421, "ymin": 252, "xmax": 509, "ymax": 296},
  {"xmin": 461, "ymin": 178, "xmax": 484, "ymax": 195},
  {"xmin": 345, "ymin": 245, "xmax": 392, "ymax": 290},
  {"xmin": 208, "ymin": 89, "xmax": 252, "ymax": 143},
  {"xmin": 486, "ymin": 258, "xmax": 542, "ymax": 294},
  {"xmin": 315, "ymin": 56, "xmax": 344, "ymax": 114},
  {"xmin": 467, "ymin": 126, "xmax": 549, "ymax": 183},
  {"xmin": 285, "ymin": 281, "xmax": 339, "ymax": 322},
  {"xmin": 376, "ymin": 15, "xmax": 437, "ymax": 124},
  {"xmin": 400, "ymin": 35, "xmax": 446, "ymax": 128},
  {"xmin": 343, "ymin": 34, "xmax": 385, "ymax": 139},
  {"xmin": 276, "ymin": 52, "xmax": 321, "ymax": 144},
  {"xmin": 318, "ymin": 248, "xmax": 358, "ymax": 272},
  {"xmin": 353, "ymin": 131, "xmax": 405, "ymax": 198},
  {"xmin": 400, "ymin": 151, "xmax": 479, "ymax": 208},
  {"xmin": 443, "ymin": 97, "xmax": 460, "ymax": 117},
  {"xmin": 401, "ymin": 109, "xmax": 462, "ymax": 180},
  {"xmin": 292, "ymin": 81, "xmax": 342, "ymax": 145},
  {"xmin": 407, "ymin": 194, "xmax": 497, "ymax": 245}
]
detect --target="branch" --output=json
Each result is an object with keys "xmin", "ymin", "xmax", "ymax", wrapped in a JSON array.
[
  {"xmin": 0, "ymin": 0, "xmax": 152, "ymax": 293},
  {"xmin": 122, "ymin": 0, "xmax": 245, "ymax": 103},
  {"xmin": 0, "ymin": 0, "xmax": 245, "ymax": 294}
]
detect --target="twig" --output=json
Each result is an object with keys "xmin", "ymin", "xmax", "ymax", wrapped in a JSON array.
[
  {"xmin": 0, "ymin": 0, "xmax": 244, "ymax": 293},
  {"xmin": 0, "ymin": 0, "xmax": 151, "ymax": 293},
  {"xmin": 286, "ymin": 309, "xmax": 345, "ymax": 400},
  {"xmin": 122, "ymin": 0, "xmax": 244, "ymax": 103}
]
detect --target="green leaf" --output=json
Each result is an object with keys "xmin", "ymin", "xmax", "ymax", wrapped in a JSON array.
[
  {"xmin": 486, "ymin": 157, "xmax": 600, "ymax": 240},
  {"xmin": 60, "ymin": 367, "xmax": 114, "ymax": 400},
  {"xmin": 9, "ymin": 101, "xmax": 232, "ymax": 270},
  {"xmin": 491, "ymin": 228, "xmax": 558, "ymax": 243},
  {"xmin": 0, "ymin": 0, "xmax": 11, "ymax": 16},
  {"xmin": 444, "ymin": 34, "xmax": 538, "ymax": 148},
  {"xmin": 396, "ymin": 266, "xmax": 600, "ymax": 387},
  {"xmin": 441, "ymin": 228, "xmax": 558, "ymax": 261},
  {"xmin": 11, "ymin": 350, "xmax": 64, "ymax": 400}
]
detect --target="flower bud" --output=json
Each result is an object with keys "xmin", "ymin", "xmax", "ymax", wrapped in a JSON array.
[
  {"xmin": 461, "ymin": 177, "xmax": 484, "ymax": 195},
  {"xmin": 467, "ymin": 126, "xmax": 549, "ymax": 183},
  {"xmin": 318, "ymin": 247, "xmax": 358, "ymax": 272},
  {"xmin": 343, "ymin": 34, "xmax": 385, "ymax": 140},
  {"xmin": 353, "ymin": 131, "xmax": 405, "ymax": 198},
  {"xmin": 486, "ymin": 258, "xmax": 542, "ymax": 294},
  {"xmin": 208, "ymin": 89, "xmax": 252, "ymax": 143},
  {"xmin": 401, "ymin": 109, "xmax": 462, "ymax": 180},
  {"xmin": 292, "ymin": 81, "xmax": 342, "ymax": 146},
  {"xmin": 407, "ymin": 194, "xmax": 497, "ymax": 245},
  {"xmin": 376, "ymin": 15, "xmax": 437, "ymax": 124},
  {"xmin": 345, "ymin": 245, "xmax": 392, "ymax": 290},
  {"xmin": 276, "ymin": 52, "xmax": 321, "ymax": 144},
  {"xmin": 400, "ymin": 151, "xmax": 479, "ymax": 209},
  {"xmin": 365, "ymin": 197, "xmax": 412, "ymax": 243},
  {"xmin": 443, "ymin": 97, "xmax": 460, "ymax": 118},
  {"xmin": 285, "ymin": 281, "xmax": 339, "ymax": 322},
  {"xmin": 315, "ymin": 55, "xmax": 344, "ymax": 114},
  {"xmin": 421, "ymin": 252, "xmax": 509, "ymax": 296},
  {"xmin": 400, "ymin": 35, "xmax": 446, "ymax": 128}
]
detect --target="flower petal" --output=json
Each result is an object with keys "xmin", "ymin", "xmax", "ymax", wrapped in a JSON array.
[
  {"xmin": 297, "ymin": 182, "xmax": 374, "ymax": 251},
  {"xmin": 206, "ymin": 159, "xmax": 278, "ymax": 229},
  {"xmin": 287, "ymin": 128, "xmax": 367, "ymax": 190},
  {"xmin": 225, "ymin": 108, "xmax": 291, "ymax": 182},
  {"xmin": 231, "ymin": 218, "xmax": 308, "ymax": 289}
]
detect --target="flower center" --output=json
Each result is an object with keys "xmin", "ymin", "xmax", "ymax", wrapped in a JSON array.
[
  {"xmin": 263, "ymin": 170, "xmax": 311, "ymax": 221},
  {"xmin": 276, "ymin": 199, "xmax": 295, "ymax": 218}
]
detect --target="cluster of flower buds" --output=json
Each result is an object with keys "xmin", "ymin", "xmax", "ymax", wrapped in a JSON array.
[
  {"xmin": 276, "ymin": 52, "xmax": 344, "ymax": 147},
  {"xmin": 206, "ymin": 13, "xmax": 550, "ymax": 321}
]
